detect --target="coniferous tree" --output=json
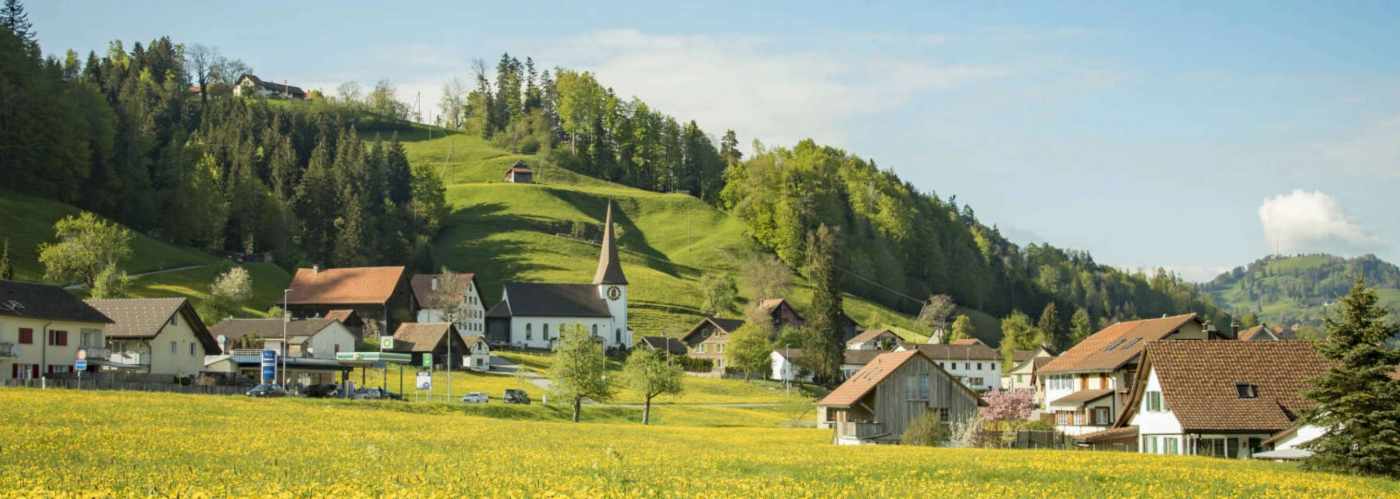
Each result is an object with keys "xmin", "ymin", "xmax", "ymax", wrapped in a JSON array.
[
  {"xmin": 1, "ymin": 0, "xmax": 34, "ymax": 43},
  {"xmin": 1069, "ymin": 307, "xmax": 1093, "ymax": 346},
  {"xmin": 1303, "ymin": 279, "xmax": 1400, "ymax": 478},
  {"xmin": 1038, "ymin": 302, "xmax": 1062, "ymax": 349},
  {"xmin": 803, "ymin": 224, "xmax": 845, "ymax": 385}
]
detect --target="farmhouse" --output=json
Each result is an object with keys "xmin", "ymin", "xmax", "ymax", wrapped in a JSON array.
[
  {"xmin": 638, "ymin": 336, "xmax": 687, "ymax": 356},
  {"xmin": 208, "ymin": 318, "xmax": 356, "ymax": 360},
  {"xmin": 1001, "ymin": 346, "xmax": 1055, "ymax": 390},
  {"xmin": 285, "ymin": 265, "xmax": 414, "ymax": 339},
  {"xmin": 485, "ymin": 202, "xmax": 631, "ymax": 350},
  {"xmin": 897, "ymin": 342, "xmax": 1003, "ymax": 391},
  {"xmin": 391, "ymin": 322, "xmax": 472, "ymax": 369},
  {"xmin": 682, "ymin": 298, "xmax": 860, "ymax": 372},
  {"xmin": 0, "ymin": 280, "xmax": 112, "ymax": 382},
  {"xmin": 84, "ymin": 297, "xmax": 219, "ymax": 378},
  {"xmin": 504, "ymin": 161, "xmax": 533, "ymax": 183},
  {"xmin": 412, "ymin": 272, "xmax": 485, "ymax": 336},
  {"xmin": 232, "ymin": 74, "xmax": 306, "ymax": 99},
  {"xmin": 846, "ymin": 328, "xmax": 900, "ymax": 351},
  {"xmin": 1085, "ymin": 340, "xmax": 1331, "ymax": 459},
  {"xmin": 1036, "ymin": 313, "xmax": 1221, "ymax": 436},
  {"xmin": 818, "ymin": 349, "xmax": 982, "ymax": 445}
]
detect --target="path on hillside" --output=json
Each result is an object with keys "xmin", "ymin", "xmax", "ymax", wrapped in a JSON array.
[{"xmin": 63, "ymin": 264, "xmax": 208, "ymax": 291}]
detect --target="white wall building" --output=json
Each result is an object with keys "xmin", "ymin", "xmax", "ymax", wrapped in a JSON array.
[
  {"xmin": 85, "ymin": 297, "xmax": 220, "ymax": 378},
  {"xmin": 769, "ymin": 349, "xmax": 813, "ymax": 382},
  {"xmin": 897, "ymin": 343, "xmax": 1001, "ymax": 391},
  {"xmin": 413, "ymin": 272, "xmax": 486, "ymax": 336},
  {"xmin": 0, "ymin": 281, "xmax": 112, "ymax": 382},
  {"xmin": 209, "ymin": 318, "xmax": 356, "ymax": 360}
]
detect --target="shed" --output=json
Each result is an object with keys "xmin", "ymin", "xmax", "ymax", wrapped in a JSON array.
[{"xmin": 818, "ymin": 349, "xmax": 981, "ymax": 445}]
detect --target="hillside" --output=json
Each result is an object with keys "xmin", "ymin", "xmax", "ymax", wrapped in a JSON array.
[
  {"xmin": 403, "ymin": 131, "xmax": 987, "ymax": 340},
  {"xmin": 1202, "ymin": 254, "xmax": 1400, "ymax": 325}
]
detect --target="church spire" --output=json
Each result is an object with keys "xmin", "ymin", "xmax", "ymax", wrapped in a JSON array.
[{"xmin": 593, "ymin": 200, "xmax": 628, "ymax": 285}]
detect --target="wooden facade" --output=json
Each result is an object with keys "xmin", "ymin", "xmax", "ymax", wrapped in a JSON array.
[{"xmin": 824, "ymin": 352, "xmax": 980, "ymax": 444}]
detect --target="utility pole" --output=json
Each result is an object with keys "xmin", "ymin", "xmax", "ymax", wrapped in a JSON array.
[{"xmin": 281, "ymin": 289, "xmax": 290, "ymax": 387}]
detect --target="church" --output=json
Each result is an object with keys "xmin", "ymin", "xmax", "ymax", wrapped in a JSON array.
[{"xmin": 485, "ymin": 201, "xmax": 631, "ymax": 350}]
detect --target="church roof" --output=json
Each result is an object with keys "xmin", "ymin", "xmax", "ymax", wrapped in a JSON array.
[{"xmin": 592, "ymin": 200, "xmax": 628, "ymax": 285}]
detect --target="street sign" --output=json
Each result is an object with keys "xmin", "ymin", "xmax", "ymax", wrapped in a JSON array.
[
  {"xmin": 379, "ymin": 336, "xmax": 395, "ymax": 350},
  {"xmin": 260, "ymin": 349, "xmax": 277, "ymax": 384},
  {"xmin": 422, "ymin": 354, "xmax": 432, "ymax": 368},
  {"xmin": 415, "ymin": 370, "xmax": 432, "ymax": 390},
  {"xmin": 76, "ymin": 349, "xmax": 87, "ymax": 361},
  {"xmin": 74, "ymin": 358, "xmax": 87, "ymax": 371}
]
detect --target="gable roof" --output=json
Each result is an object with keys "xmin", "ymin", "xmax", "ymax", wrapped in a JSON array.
[
  {"xmin": 411, "ymin": 272, "xmax": 477, "ymax": 308},
  {"xmin": 1116, "ymin": 340, "xmax": 1331, "ymax": 432},
  {"xmin": 819, "ymin": 349, "xmax": 981, "ymax": 408},
  {"xmin": 0, "ymin": 280, "xmax": 111, "ymax": 324},
  {"xmin": 484, "ymin": 300, "xmax": 512, "ymax": 319},
  {"xmin": 639, "ymin": 336, "xmax": 687, "ymax": 355},
  {"xmin": 847, "ymin": 328, "xmax": 898, "ymax": 347},
  {"xmin": 593, "ymin": 201, "xmax": 628, "ymax": 285},
  {"xmin": 843, "ymin": 349, "xmax": 881, "ymax": 366},
  {"xmin": 83, "ymin": 298, "xmax": 219, "ymax": 353},
  {"xmin": 1238, "ymin": 325, "xmax": 1278, "ymax": 341},
  {"xmin": 503, "ymin": 283, "xmax": 611, "ymax": 318},
  {"xmin": 237, "ymin": 74, "xmax": 305, "ymax": 96},
  {"xmin": 680, "ymin": 317, "xmax": 747, "ymax": 344},
  {"xmin": 1038, "ymin": 313, "xmax": 1201, "ymax": 375},
  {"xmin": 392, "ymin": 322, "xmax": 459, "ymax": 353},
  {"xmin": 209, "ymin": 318, "xmax": 341, "ymax": 349},
  {"xmin": 287, "ymin": 266, "xmax": 406, "ymax": 305},
  {"xmin": 951, "ymin": 338, "xmax": 986, "ymax": 347},
  {"xmin": 1048, "ymin": 388, "xmax": 1114, "ymax": 408},
  {"xmin": 505, "ymin": 160, "xmax": 532, "ymax": 174},
  {"xmin": 322, "ymin": 309, "xmax": 360, "ymax": 325},
  {"xmin": 908, "ymin": 342, "xmax": 1001, "ymax": 361}
]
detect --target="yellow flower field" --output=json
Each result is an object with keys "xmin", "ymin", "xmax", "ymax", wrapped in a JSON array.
[{"xmin": 1, "ymin": 389, "xmax": 1396, "ymax": 497}]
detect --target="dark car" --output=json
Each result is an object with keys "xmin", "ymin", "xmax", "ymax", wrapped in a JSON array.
[
  {"xmin": 352, "ymin": 388, "xmax": 403, "ymax": 401},
  {"xmin": 246, "ymin": 384, "xmax": 288, "ymax": 398},
  {"xmin": 504, "ymin": 388, "xmax": 531, "ymax": 404},
  {"xmin": 302, "ymin": 384, "xmax": 340, "ymax": 398}
]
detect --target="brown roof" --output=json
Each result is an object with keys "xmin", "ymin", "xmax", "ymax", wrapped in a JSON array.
[
  {"xmin": 592, "ymin": 201, "xmax": 628, "ymax": 285},
  {"xmin": 1238, "ymin": 325, "xmax": 1278, "ymax": 341},
  {"xmin": 1048, "ymin": 388, "xmax": 1114, "ymax": 407},
  {"xmin": 0, "ymin": 280, "xmax": 111, "ymax": 324},
  {"xmin": 411, "ymin": 273, "xmax": 476, "ymax": 308},
  {"xmin": 1038, "ymin": 313, "xmax": 1201, "ymax": 375},
  {"xmin": 1030, "ymin": 356, "xmax": 1054, "ymax": 374},
  {"xmin": 847, "ymin": 329, "xmax": 897, "ymax": 346},
  {"xmin": 286, "ymin": 266, "xmax": 406, "ymax": 305},
  {"xmin": 951, "ymin": 338, "xmax": 986, "ymax": 346},
  {"xmin": 392, "ymin": 323, "xmax": 458, "ymax": 353},
  {"xmin": 1011, "ymin": 349, "xmax": 1043, "ymax": 363},
  {"xmin": 322, "ymin": 309, "xmax": 359, "ymax": 324},
  {"xmin": 909, "ymin": 343, "xmax": 1000, "ymax": 361},
  {"xmin": 85, "ymin": 297, "xmax": 220, "ymax": 353},
  {"xmin": 843, "ymin": 349, "xmax": 880, "ymax": 365},
  {"xmin": 209, "ymin": 318, "xmax": 341, "ymax": 349},
  {"xmin": 680, "ymin": 317, "xmax": 746, "ymax": 344},
  {"xmin": 505, "ymin": 160, "xmax": 532, "ymax": 174},
  {"xmin": 819, "ymin": 350, "xmax": 921, "ymax": 407},
  {"xmin": 1116, "ymin": 340, "xmax": 1331, "ymax": 432},
  {"xmin": 502, "ymin": 283, "xmax": 611, "ymax": 317},
  {"xmin": 640, "ymin": 336, "xmax": 687, "ymax": 355}
]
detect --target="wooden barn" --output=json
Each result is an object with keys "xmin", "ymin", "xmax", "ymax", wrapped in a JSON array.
[{"xmin": 818, "ymin": 349, "xmax": 982, "ymax": 445}]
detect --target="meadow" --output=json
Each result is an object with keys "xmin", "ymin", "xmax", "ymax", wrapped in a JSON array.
[{"xmin": 2, "ymin": 388, "xmax": 1396, "ymax": 497}]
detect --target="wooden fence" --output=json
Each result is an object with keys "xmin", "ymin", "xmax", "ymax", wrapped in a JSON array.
[{"xmin": 3, "ymin": 377, "xmax": 248, "ymax": 396}]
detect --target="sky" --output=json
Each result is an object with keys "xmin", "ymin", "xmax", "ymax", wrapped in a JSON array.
[{"xmin": 29, "ymin": 1, "xmax": 1400, "ymax": 281}]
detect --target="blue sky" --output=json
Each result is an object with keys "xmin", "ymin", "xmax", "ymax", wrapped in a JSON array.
[{"xmin": 30, "ymin": 1, "xmax": 1400, "ymax": 281}]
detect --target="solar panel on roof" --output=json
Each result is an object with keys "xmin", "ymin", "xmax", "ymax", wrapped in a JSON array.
[{"xmin": 1103, "ymin": 338, "xmax": 1126, "ymax": 352}]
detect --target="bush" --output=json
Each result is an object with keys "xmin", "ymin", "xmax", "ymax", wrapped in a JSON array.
[{"xmin": 900, "ymin": 410, "xmax": 949, "ymax": 446}]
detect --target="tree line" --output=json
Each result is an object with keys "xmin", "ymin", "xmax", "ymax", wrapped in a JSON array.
[{"xmin": 0, "ymin": 8, "xmax": 447, "ymax": 271}]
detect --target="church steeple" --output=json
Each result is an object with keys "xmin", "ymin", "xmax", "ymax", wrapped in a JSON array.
[{"xmin": 593, "ymin": 200, "xmax": 628, "ymax": 285}]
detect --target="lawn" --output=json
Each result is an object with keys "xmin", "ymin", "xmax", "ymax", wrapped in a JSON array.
[
  {"xmin": 0, "ymin": 190, "xmax": 220, "ymax": 282},
  {"xmin": 3, "ymin": 388, "xmax": 1395, "ymax": 497},
  {"xmin": 126, "ymin": 262, "xmax": 292, "ymax": 318}
]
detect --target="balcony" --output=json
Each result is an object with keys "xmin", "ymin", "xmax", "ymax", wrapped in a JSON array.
[
  {"xmin": 836, "ymin": 421, "xmax": 887, "ymax": 440},
  {"xmin": 79, "ymin": 347, "xmax": 109, "ymax": 360},
  {"xmin": 0, "ymin": 342, "xmax": 14, "ymax": 358},
  {"xmin": 106, "ymin": 351, "xmax": 149, "ymax": 368}
]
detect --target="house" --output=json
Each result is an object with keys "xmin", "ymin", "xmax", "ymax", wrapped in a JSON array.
[
  {"xmin": 638, "ymin": 336, "xmax": 687, "ymax": 356},
  {"xmin": 0, "ymin": 280, "xmax": 112, "ymax": 382},
  {"xmin": 841, "ymin": 349, "xmax": 880, "ymax": 378},
  {"xmin": 818, "ymin": 349, "xmax": 982, "ymax": 445},
  {"xmin": 84, "ymin": 297, "xmax": 219, "ymax": 378},
  {"xmin": 897, "ymin": 343, "xmax": 1003, "ymax": 391},
  {"xmin": 321, "ymin": 309, "xmax": 363, "ymax": 338},
  {"xmin": 847, "ymin": 329, "xmax": 901, "ymax": 351},
  {"xmin": 681, "ymin": 298, "xmax": 843, "ymax": 372},
  {"xmin": 232, "ymin": 74, "xmax": 306, "ymax": 99},
  {"xmin": 391, "ymin": 322, "xmax": 472, "ymax": 369},
  {"xmin": 285, "ymin": 265, "xmax": 414, "ymax": 339},
  {"xmin": 1084, "ymin": 340, "xmax": 1331, "ymax": 458},
  {"xmin": 1036, "ymin": 313, "xmax": 1219, "ymax": 436},
  {"xmin": 461, "ymin": 335, "xmax": 491, "ymax": 372},
  {"xmin": 1001, "ymin": 346, "xmax": 1055, "ymax": 391},
  {"xmin": 770, "ymin": 348, "xmax": 813, "ymax": 382},
  {"xmin": 485, "ymin": 201, "xmax": 631, "ymax": 350},
  {"xmin": 951, "ymin": 338, "xmax": 988, "ymax": 347},
  {"xmin": 412, "ymin": 272, "xmax": 486, "ymax": 336},
  {"xmin": 208, "ymin": 318, "xmax": 357, "ymax": 360},
  {"xmin": 504, "ymin": 161, "xmax": 533, "ymax": 183}
]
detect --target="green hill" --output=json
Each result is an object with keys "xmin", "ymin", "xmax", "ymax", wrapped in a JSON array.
[
  {"xmin": 1202, "ymin": 254, "xmax": 1400, "ymax": 325},
  {"xmin": 404, "ymin": 131, "xmax": 950, "ymax": 339}
]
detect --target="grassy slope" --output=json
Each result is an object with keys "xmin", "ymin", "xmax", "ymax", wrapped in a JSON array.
[
  {"xmin": 0, "ymin": 190, "xmax": 220, "ymax": 282},
  {"xmin": 126, "ymin": 261, "xmax": 292, "ymax": 318},
  {"xmin": 4, "ymin": 389, "xmax": 1395, "ymax": 497},
  {"xmin": 1207, "ymin": 255, "xmax": 1400, "ymax": 324},
  {"xmin": 406, "ymin": 131, "xmax": 959, "ymax": 340}
]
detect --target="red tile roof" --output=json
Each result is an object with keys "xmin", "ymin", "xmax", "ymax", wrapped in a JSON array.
[
  {"xmin": 1238, "ymin": 325, "xmax": 1278, "ymax": 341},
  {"xmin": 1038, "ymin": 313, "xmax": 1200, "ymax": 375},
  {"xmin": 286, "ymin": 266, "xmax": 406, "ymax": 305}
]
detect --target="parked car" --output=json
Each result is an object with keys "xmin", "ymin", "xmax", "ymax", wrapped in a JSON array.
[
  {"xmin": 246, "ymin": 384, "xmax": 288, "ymax": 398},
  {"xmin": 352, "ymin": 388, "xmax": 403, "ymax": 401},
  {"xmin": 461, "ymin": 392, "xmax": 489, "ymax": 404},
  {"xmin": 302, "ymin": 384, "xmax": 339, "ymax": 398},
  {"xmin": 504, "ymin": 388, "xmax": 531, "ymax": 404}
]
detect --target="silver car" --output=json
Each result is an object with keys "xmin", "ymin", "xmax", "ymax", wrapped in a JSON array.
[{"xmin": 461, "ymin": 392, "xmax": 489, "ymax": 404}]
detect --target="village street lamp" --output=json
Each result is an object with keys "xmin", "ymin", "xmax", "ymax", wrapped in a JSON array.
[{"xmin": 281, "ymin": 289, "xmax": 290, "ymax": 387}]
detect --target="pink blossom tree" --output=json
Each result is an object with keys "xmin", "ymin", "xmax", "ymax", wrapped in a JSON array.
[{"xmin": 981, "ymin": 388, "xmax": 1035, "ymax": 422}]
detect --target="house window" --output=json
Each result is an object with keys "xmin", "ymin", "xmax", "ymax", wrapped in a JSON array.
[
  {"xmin": 968, "ymin": 377, "xmax": 983, "ymax": 387},
  {"xmin": 717, "ymin": 343, "xmax": 725, "ymax": 354},
  {"xmin": 189, "ymin": 343, "xmax": 196, "ymax": 356},
  {"xmin": 543, "ymin": 324, "xmax": 550, "ymax": 340},
  {"xmin": 964, "ymin": 362, "xmax": 970, "ymax": 370},
  {"xmin": 1146, "ymin": 391, "xmax": 1164, "ymax": 412},
  {"xmin": 170, "ymin": 341, "xmax": 177, "ymax": 354},
  {"xmin": 48, "ymin": 330, "xmax": 68, "ymax": 346},
  {"xmin": 1165, "ymin": 437, "xmax": 1179, "ymax": 455},
  {"xmin": 18, "ymin": 328, "xmax": 33, "ymax": 344},
  {"xmin": 697, "ymin": 344, "xmax": 706, "ymax": 353},
  {"xmin": 977, "ymin": 362, "xmax": 982, "ymax": 370},
  {"xmin": 1093, "ymin": 407, "xmax": 1111, "ymax": 426},
  {"xmin": 615, "ymin": 329, "xmax": 621, "ymax": 345},
  {"xmin": 1235, "ymin": 383, "xmax": 1258, "ymax": 399},
  {"xmin": 169, "ymin": 314, "xmax": 178, "ymax": 326}
]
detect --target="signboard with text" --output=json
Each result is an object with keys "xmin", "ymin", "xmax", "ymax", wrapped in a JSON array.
[
  {"xmin": 415, "ymin": 371, "xmax": 432, "ymax": 390},
  {"xmin": 260, "ymin": 349, "xmax": 277, "ymax": 384}
]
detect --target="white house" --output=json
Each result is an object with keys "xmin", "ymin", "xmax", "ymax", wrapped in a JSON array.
[
  {"xmin": 1037, "ymin": 314, "xmax": 1218, "ymax": 436},
  {"xmin": 485, "ymin": 201, "xmax": 631, "ymax": 350},
  {"xmin": 462, "ymin": 335, "xmax": 491, "ymax": 372},
  {"xmin": 770, "ymin": 349, "xmax": 813, "ymax": 383},
  {"xmin": 209, "ymin": 318, "xmax": 357, "ymax": 360},
  {"xmin": 845, "ymin": 329, "xmax": 900, "ymax": 351},
  {"xmin": 0, "ymin": 281, "xmax": 112, "ymax": 382},
  {"xmin": 232, "ymin": 74, "xmax": 307, "ymax": 99},
  {"xmin": 85, "ymin": 297, "xmax": 220, "ymax": 378},
  {"xmin": 897, "ymin": 343, "xmax": 1002, "ymax": 391},
  {"xmin": 1086, "ymin": 340, "xmax": 1330, "ymax": 458},
  {"xmin": 412, "ymin": 272, "xmax": 485, "ymax": 336}
]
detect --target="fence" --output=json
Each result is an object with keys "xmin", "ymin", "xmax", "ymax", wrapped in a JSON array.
[
  {"xmin": 974, "ymin": 429, "xmax": 1077, "ymax": 449},
  {"xmin": 3, "ymin": 376, "xmax": 249, "ymax": 396}
]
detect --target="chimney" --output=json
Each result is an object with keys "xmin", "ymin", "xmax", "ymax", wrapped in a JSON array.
[
  {"xmin": 431, "ymin": 277, "xmax": 439, "ymax": 291},
  {"xmin": 1231, "ymin": 320, "xmax": 1240, "ymax": 338},
  {"xmin": 312, "ymin": 264, "xmax": 320, "ymax": 274}
]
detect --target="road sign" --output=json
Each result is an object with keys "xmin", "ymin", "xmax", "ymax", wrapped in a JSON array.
[
  {"xmin": 76, "ymin": 349, "xmax": 87, "ymax": 361},
  {"xmin": 379, "ymin": 336, "xmax": 395, "ymax": 350},
  {"xmin": 74, "ymin": 358, "xmax": 87, "ymax": 371},
  {"xmin": 415, "ymin": 370, "xmax": 432, "ymax": 390},
  {"xmin": 422, "ymin": 354, "xmax": 432, "ymax": 368},
  {"xmin": 260, "ymin": 349, "xmax": 277, "ymax": 384}
]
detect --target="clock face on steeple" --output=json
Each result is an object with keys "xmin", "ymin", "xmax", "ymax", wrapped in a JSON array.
[{"xmin": 607, "ymin": 286, "xmax": 621, "ymax": 301}]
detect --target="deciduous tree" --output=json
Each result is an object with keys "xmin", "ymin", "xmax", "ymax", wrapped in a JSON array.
[
  {"xmin": 622, "ymin": 348, "xmax": 683, "ymax": 424},
  {"xmin": 550, "ymin": 324, "xmax": 612, "ymax": 423},
  {"xmin": 38, "ymin": 212, "xmax": 132, "ymax": 288},
  {"xmin": 727, "ymin": 322, "xmax": 773, "ymax": 382}
]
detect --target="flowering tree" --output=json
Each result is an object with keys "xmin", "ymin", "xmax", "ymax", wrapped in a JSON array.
[{"xmin": 981, "ymin": 388, "xmax": 1036, "ymax": 422}]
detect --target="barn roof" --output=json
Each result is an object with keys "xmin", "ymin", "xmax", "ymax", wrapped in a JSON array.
[{"xmin": 286, "ymin": 266, "xmax": 406, "ymax": 305}]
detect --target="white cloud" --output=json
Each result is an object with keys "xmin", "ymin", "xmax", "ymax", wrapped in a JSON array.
[
  {"xmin": 545, "ymin": 29, "xmax": 1008, "ymax": 147},
  {"xmin": 1258, "ymin": 190, "xmax": 1384, "ymax": 255}
]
